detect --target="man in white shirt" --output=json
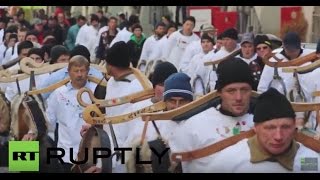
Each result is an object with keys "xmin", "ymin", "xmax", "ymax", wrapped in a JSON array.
[
  {"xmin": 179, "ymin": 23, "xmax": 216, "ymax": 72},
  {"xmin": 187, "ymin": 33, "xmax": 215, "ymax": 97},
  {"xmin": 46, "ymin": 55, "xmax": 96, "ymax": 172},
  {"xmin": 109, "ymin": 15, "xmax": 140, "ymax": 48},
  {"xmin": 82, "ymin": 41, "xmax": 152, "ymax": 173},
  {"xmin": 125, "ymin": 72, "xmax": 194, "ymax": 173},
  {"xmin": 75, "ymin": 14, "xmax": 100, "ymax": 63},
  {"xmin": 257, "ymin": 32, "xmax": 314, "ymax": 98},
  {"xmin": 3, "ymin": 41, "xmax": 34, "ymax": 101},
  {"xmin": 164, "ymin": 16, "xmax": 200, "ymax": 68},
  {"xmin": 200, "ymin": 28, "xmax": 241, "ymax": 92},
  {"xmin": 168, "ymin": 58, "xmax": 255, "ymax": 172},
  {"xmin": 209, "ymin": 88, "xmax": 320, "ymax": 173},
  {"xmin": 139, "ymin": 22, "xmax": 167, "ymax": 63}
]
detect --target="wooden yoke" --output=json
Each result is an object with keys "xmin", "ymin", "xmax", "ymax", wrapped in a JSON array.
[
  {"xmin": 204, "ymin": 49, "xmax": 241, "ymax": 66},
  {"xmin": 20, "ymin": 57, "xmax": 110, "ymax": 77},
  {"xmin": 82, "ymin": 101, "xmax": 166, "ymax": 125},
  {"xmin": 169, "ymin": 96, "xmax": 320, "ymax": 163},
  {"xmin": 282, "ymin": 59, "xmax": 320, "ymax": 73},
  {"xmin": 0, "ymin": 72, "xmax": 30, "ymax": 83},
  {"xmin": 77, "ymin": 67, "xmax": 153, "ymax": 108},
  {"xmin": 170, "ymin": 129, "xmax": 320, "ymax": 162},
  {"xmin": 26, "ymin": 76, "xmax": 107, "ymax": 96},
  {"xmin": 20, "ymin": 57, "xmax": 66, "ymax": 75},
  {"xmin": 141, "ymin": 90, "xmax": 260, "ymax": 122},
  {"xmin": 130, "ymin": 67, "xmax": 153, "ymax": 90},
  {"xmin": 78, "ymin": 87, "xmax": 154, "ymax": 108},
  {"xmin": 262, "ymin": 52, "xmax": 317, "ymax": 68}
]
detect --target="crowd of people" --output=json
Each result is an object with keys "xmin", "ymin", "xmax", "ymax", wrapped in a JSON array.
[{"xmin": 0, "ymin": 7, "xmax": 319, "ymax": 173}]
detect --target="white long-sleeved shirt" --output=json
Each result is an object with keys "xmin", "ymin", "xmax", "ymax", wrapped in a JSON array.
[
  {"xmin": 139, "ymin": 35, "xmax": 165, "ymax": 62},
  {"xmin": 257, "ymin": 49, "xmax": 315, "ymax": 99},
  {"xmin": 168, "ymin": 107, "xmax": 254, "ymax": 173},
  {"xmin": 164, "ymin": 30, "xmax": 200, "ymax": 68},
  {"xmin": 5, "ymin": 73, "xmax": 49, "ymax": 101},
  {"xmin": 187, "ymin": 51, "xmax": 213, "ymax": 96},
  {"xmin": 123, "ymin": 99, "xmax": 179, "ymax": 147},
  {"xmin": 95, "ymin": 26, "xmax": 121, "ymax": 48},
  {"xmin": 207, "ymin": 138, "xmax": 320, "ymax": 173},
  {"xmin": 109, "ymin": 27, "xmax": 132, "ymax": 48},
  {"xmin": 103, "ymin": 74, "xmax": 152, "ymax": 171},
  {"xmin": 179, "ymin": 39, "xmax": 202, "ymax": 73},
  {"xmin": 75, "ymin": 24, "xmax": 99, "ymax": 62},
  {"xmin": 46, "ymin": 81, "xmax": 96, "ymax": 164}
]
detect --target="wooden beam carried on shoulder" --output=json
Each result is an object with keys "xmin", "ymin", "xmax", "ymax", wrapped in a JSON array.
[
  {"xmin": 262, "ymin": 52, "xmax": 317, "ymax": 68},
  {"xmin": 141, "ymin": 91, "xmax": 260, "ymax": 121},
  {"xmin": 20, "ymin": 57, "xmax": 110, "ymax": 78},
  {"xmin": 282, "ymin": 59, "xmax": 320, "ymax": 73},
  {"xmin": 27, "ymin": 75, "xmax": 107, "ymax": 96},
  {"xmin": 77, "ymin": 87, "xmax": 154, "ymax": 108},
  {"xmin": 170, "ymin": 130, "xmax": 320, "ymax": 162},
  {"xmin": 82, "ymin": 101, "xmax": 166, "ymax": 125},
  {"xmin": 204, "ymin": 49, "xmax": 241, "ymax": 66}
]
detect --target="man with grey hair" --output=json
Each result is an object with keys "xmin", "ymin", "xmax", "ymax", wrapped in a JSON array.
[{"xmin": 46, "ymin": 55, "xmax": 96, "ymax": 172}]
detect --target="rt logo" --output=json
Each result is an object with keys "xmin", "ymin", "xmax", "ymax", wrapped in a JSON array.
[{"xmin": 9, "ymin": 141, "xmax": 39, "ymax": 172}]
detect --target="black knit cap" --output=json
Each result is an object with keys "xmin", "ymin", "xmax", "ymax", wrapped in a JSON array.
[
  {"xmin": 254, "ymin": 35, "xmax": 272, "ymax": 49},
  {"xmin": 70, "ymin": 45, "xmax": 91, "ymax": 63},
  {"xmin": 220, "ymin": 28, "xmax": 238, "ymax": 40},
  {"xmin": 152, "ymin": 61, "xmax": 177, "ymax": 87},
  {"xmin": 106, "ymin": 41, "xmax": 130, "ymax": 68},
  {"xmin": 254, "ymin": 88, "xmax": 295, "ymax": 123},
  {"xmin": 216, "ymin": 58, "xmax": 254, "ymax": 91}
]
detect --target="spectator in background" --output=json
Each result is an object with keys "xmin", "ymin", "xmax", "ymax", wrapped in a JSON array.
[
  {"xmin": 38, "ymin": 9, "xmax": 46, "ymax": 20},
  {"xmin": 17, "ymin": 27, "xmax": 27, "ymax": 42},
  {"xmin": 75, "ymin": 14, "xmax": 99, "ymax": 62},
  {"xmin": 109, "ymin": 14, "xmax": 140, "ymax": 47},
  {"xmin": 96, "ymin": 10, "xmax": 108, "ymax": 28},
  {"xmin": 65, "ymin": 15, "xmax": 86, "ymax": 51},
  {"xmin": 46, "ymin": 16, "xmax": 64, "ymax": 45},
  {"xmin": 65, "ymin": 11, "xmax": 76, "ymax": 26},
  {"xmin": 25, "ymin": 30, "xmax": 40, "ymax": 48},
  {"xmin": 127, "ymin": 24, "xmax": 146, "ymax": 67},
  {"xmin": 32, "ymin": 18, "xmax": 45, "ymax": 44},
  {"xmin": 96, "ymin": 16, "xmax": 118, "ymax": 61},
  {"xmin": 57, "ymin": 12, "xmax": 70, "ymax": 43},
  {"xmin": 41, "ymin": 15, "xmax": 49, "ymax": 31},
  {"xmin": 118, "ymin": 13, "xmax": 128, "ymax": 30},
  {"xmin": 17, "ymin": 10, "xmax": 31, "ymax": 29}
]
